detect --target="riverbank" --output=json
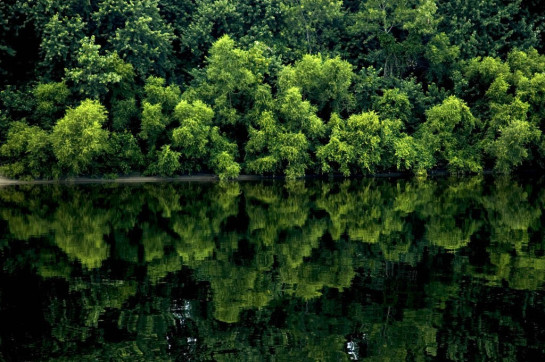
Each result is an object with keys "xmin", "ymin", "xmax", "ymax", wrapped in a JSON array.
[
  {"xmin": 3, "ymin": 169, "xmax": 537, "ymax": 186},
  {"xmin": 0, "ymin": 175, "xmax": 222, "ymax": 185},
  {"xmin": 0, "ymin": 172, "xmax": 415, "ymax": 186},
  {"xmin": 0, "ymin": 174, "xmax": 324, "ymax": 185}
]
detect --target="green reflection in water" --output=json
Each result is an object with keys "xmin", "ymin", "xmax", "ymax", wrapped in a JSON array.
[{"xmin": 1, "ymin": 177, "xmax": 545, "ymax": 360}]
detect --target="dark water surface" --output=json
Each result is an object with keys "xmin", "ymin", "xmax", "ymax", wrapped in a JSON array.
[{"xmin": 1, "ymin": 177, "xmax": 545, "ymax": 361}]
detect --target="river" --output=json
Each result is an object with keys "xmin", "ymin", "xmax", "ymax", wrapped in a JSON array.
[{"xmin": 1, "ymin": 177, "xmax": 544, "ymax": 360}]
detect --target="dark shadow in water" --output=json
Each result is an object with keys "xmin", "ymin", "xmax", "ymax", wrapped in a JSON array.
[{"xmin": 1, "ymin": 176, "xmax": 545, "ymax": 360}]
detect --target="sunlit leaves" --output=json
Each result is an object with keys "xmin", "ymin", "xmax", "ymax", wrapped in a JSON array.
[
  {"xmin": 66, "ymin": 36, "xmax": 134, "ymax": 100},
  {"xmin": 278, "ymin": 54, "xmax": 354, "ymax": 116},
  {"xmin": 33, "ymin": 82, "xmax": 70, "ymax": 128},
  {"xmin": 172, "ymin": 100, "xmax": 213, "ymax": 172},
  {"xmin": 51, "ymin": 99, "xmax": 109, "ymax": 175},
  {"xmin": 139, "ymin": 101, "xmax": 165, "ymax": 146},
  {"xmin": 417, "ymin": 96, "xmax": 481, "ymax": 173},
  {"xmin": 245, "ymin": 111, "xmax": 311, "ymax": 178},
  {"xmin": 490, "ymin": 118, "xmax": 541, "ymax": 173},
  {"xmin": 0, "ymin": 121, "xmax": 53, "ymax": 179},
  {"xmin": 150, "ymin": 145, "xmax": 181, "ymax": 177},
  {"xmin": 317, "ymin": 111, "xmax": 409, "ymax": 175},
  {"xmin": 191, "ymin": 35, "xmax": 271, "ymax": 128}
]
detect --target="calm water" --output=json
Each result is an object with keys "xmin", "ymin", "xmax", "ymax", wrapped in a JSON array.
[{"xmin": 1, "ymin": 177, "xmax": 545, "ymax": 360}]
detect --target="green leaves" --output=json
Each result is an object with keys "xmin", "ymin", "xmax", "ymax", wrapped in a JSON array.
[
  {"xmin": 138, "ymin": 76, "xmax": 181, "ymax": 153},
  {"xmin": 279, "ymin": 0, "xmax": 346, "ymax": 58},
  {"xmin": 143, "ymin": 76, "xmax": 181, "ymax": 113},
  {"xmin": 172, "ymin": 100, "xmax": 213, "ymax": 172},
  {"xmin": 104, "ymin": 132, "xmax": 144, "ymax": 174},
  {"xmin": 245, "ymin": 111, "xmax": 310, "ymax": 178},
  {"xmin": 424, "ymin": 32, "xmax": 460, "ymax": 83},
  {"xmin": 492, "ymin": 119, "xmax": 541, "ymax": 173},
  {"xmin": 151, "ymin": 145, "xmax": 181, "ymax": 176},
  {"xmin": 66, "ymin": 36, "xmax": 134, "ymax": 100},
  {"xmin": 458, "ymin": 50, "xmax": 545, "ymax": 173},
  {"xmin": 317, "ymin": 111, "xmax": 410, "ymax": 176},
  {"xmin": 139, "ymin": 102, "xmax": 166, "ymax": 146},
  {"xmin": 348, "ymin": 0, "xmax": 438, "ymax": 75},
  {"xmin": 40, "ymin": 13, "xmax": 86, "ymax": 78},
  {"xmin": 484, "ymin": 98, "xmax": 541, "ymax": 172},
  {"xmin": 279, "ymin": 54, "xmax": 354, "ymax": 117},
  {"xmin": 372, "ymin": 88, "xmax": 412, "ymax": 124},
  {"xmin": 108, "ymin": 0, "xmax": 175, "ymax": 78},
  {"xmin": 51, "ymin": 99, "xmax": 109, "ymax": 175},
  {"xmin": 438, "ymin": 0, "xmax": 540, "ymax": 59},
  {"xmin": 191, "ymin": 35, "xmax": 271, "ymax": 127},
  {"xmin": 5, "ymin": 4, "xmax": 545, "ymax": 179},
  {"xmin": 0, "ymin": 121, "xmax": 54, "ymax": 179},
  {"xmin": 33, "ymin": 82, "xmax": 70, "ymax": 129},
  {"xmin": 278, "ymin": 87, "xmax": 325, "ymax": 141},
  {"xmin": 208, "ymin": 127, "xmax": 241, "ymax": 180},
  {"xmin": 418, "ymin": 96, "xmax": 481, "ymax": 173}
]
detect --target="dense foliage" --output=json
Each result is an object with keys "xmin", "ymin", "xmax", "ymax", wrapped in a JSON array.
[{"xmin": 2, "ymin": 0, "xmax": 545, "ymax": 179}]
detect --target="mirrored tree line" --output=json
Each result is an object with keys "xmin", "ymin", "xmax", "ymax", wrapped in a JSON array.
[{"xmin": 1, "ymin": 178, "xmax": 545, "ymax": 360}]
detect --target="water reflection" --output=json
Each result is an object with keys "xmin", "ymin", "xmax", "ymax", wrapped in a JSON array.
[{"xmin": 1, "ymin": 177, "xmax": 545, "ymax": 360}]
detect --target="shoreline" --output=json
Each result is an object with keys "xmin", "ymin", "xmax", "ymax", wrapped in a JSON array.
[
  {"xmin": 0, "ymin": 170, "xmax": 540, "ymax": 186},
  {"xmin": 0, "ymin": 172, "xmax": 411, "ymax": 186},
  {"xmin": 0, "ymin": 174, "xmax": 222, "ymax": 186}
]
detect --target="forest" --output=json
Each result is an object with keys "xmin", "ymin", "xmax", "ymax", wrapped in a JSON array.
[{"xmin": 2, "ymin": 0, "xmax": 545, "ymax": 179}]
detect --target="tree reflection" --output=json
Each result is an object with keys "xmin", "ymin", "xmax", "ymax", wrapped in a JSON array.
[{"xmin": 1, "ymin": 177, "xmax": 545, "ymax": 359}]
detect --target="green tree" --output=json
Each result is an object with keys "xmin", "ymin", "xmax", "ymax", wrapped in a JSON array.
[
  {"xmin": 0, "ymin": 122, "xmax": 54, "ymax": 179},
  {"xmin": 138, "ymin": 77, "xmax": 182, "ymax": 155},
  {"xmin": 424, "ymin": 32, "xmax": 460, "ymax": 84},
  {"xmin": 143, "ymin": 76, "xmax": 181, "ymax": 114},
  {"xmin": 148, "ymin": 145, "xmax": 181, "ymax": 176},
  {"xmin": 437, "ymin": 0, "xmax": 540, "ymax": 59},
  {"xmin": 208, "ymin": 127, "xmax": 241, "ymax": 179},
  {"xmin": 39, "ymin": 13, "xmax": 86, "ymax": 79},
  {"xmin": 278, "ymin": 54, "xmax": 354, "ymax": 117},
  {"xmin": 171, "ymin": 100, "xmax": 214, "ymax": 173},
  {"xmin": 65, "ymin": 36, "xmax": 135, "ymax": 101},
  {"xmin": 372, "ymin": 88, "xmax": 412, "ymax": 126},
  {"xmin": 0, "ymin": 1, "xmax": 15, "ymax": 79},
  {"xmin": 279, "ymin": 0, "xmax": 346, "ymax": 59},
  {"xmin": 108, "ymin": 0, "xmax": 175, "ymax": 78},
  {"xmin": 417, "ymin": 96, "xmax": 481, "ymax": 173},
  {"xmin": 33, "ymin": 81, "xmax": 70, "ymax": 129},
  {"xmin": 484, "ymin": 99, "xmax": 541, "ymax": 172},
  {"xmin": 245, "ymin": 111, "xmax": 310, "ymax": 178},
  {"xmin": 347, "ymin": 0, "xmax": 438, "ymax": 76},
  {"xmin": 188, "ymin": 35, "xmax": 272, "ymax": 128},
  {"xmin": 139, "ymin": 101, "xmax": 166, "ymax": 149},
  {"xmin": 179, "ymin": 0, "xmax": 241, "ymax": 61},
  {"xmin": 101, "ymin": 131, "xmax": 144, "ymax": 175},
  {"xmin": 137, "ymin": 77, "xmax": 180, "ymax": 144},
  {"xmin": 51, "ymin": 99, "xmax": 109, "ymax": 175},
  {"xmin": 277, "ymin": 87, "xmax": 326, "ymax": 144},
  {"xmin": 111, "ymin": 98, "xmax": 139, "ymax": 132},
  {"xmin": 317, "ymin": 111, "xmax": 411, "ymax": 175}
]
